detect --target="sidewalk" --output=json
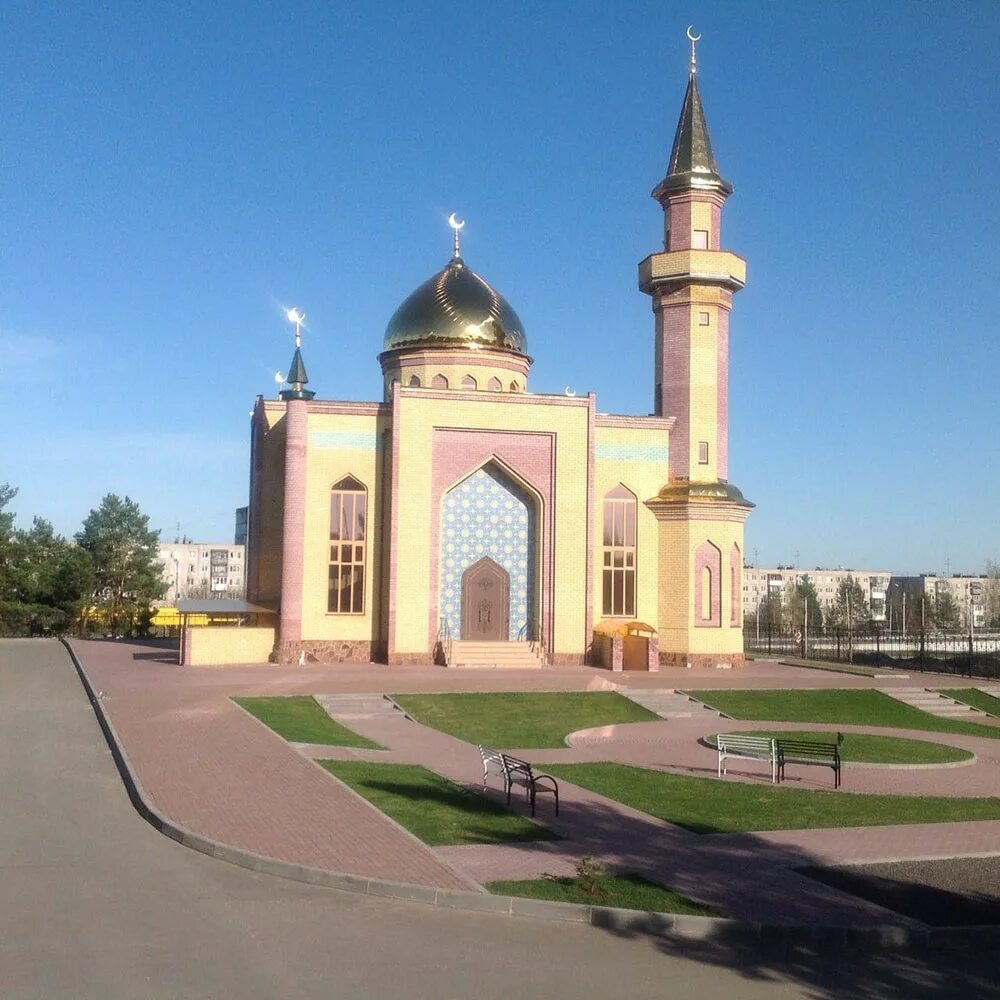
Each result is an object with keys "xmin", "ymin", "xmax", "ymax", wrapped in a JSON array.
[{"xmin": 71, "ymin": 638, "xmax": 1000, "ymax": 928}]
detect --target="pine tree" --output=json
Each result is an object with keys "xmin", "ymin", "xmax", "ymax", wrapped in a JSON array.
[{"xmin": 76, "ymin": 495, "xmax": 164, "ymax": 636}]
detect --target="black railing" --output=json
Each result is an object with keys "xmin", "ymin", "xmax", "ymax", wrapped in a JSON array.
[{"xmin": 744, "ymin": 624, "xmax": 1000, "ymax": 679}]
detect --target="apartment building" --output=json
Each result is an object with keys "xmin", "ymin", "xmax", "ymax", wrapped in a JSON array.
[
  {"xmin": 743, "ymin": 567, "xmax": 890, "ymax": 622},
  {"xmin": 890, "ymin": 575, "xmax": 989, "ymax": 630},
  {"xmin": 157, "ymin": 543, "xmax": 246, "ymax": 604}
]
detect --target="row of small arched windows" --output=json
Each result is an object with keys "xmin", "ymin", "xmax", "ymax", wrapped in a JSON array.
[{"xmin": 406, "ymin": 374, "xmax": 521, "ymax": 392}]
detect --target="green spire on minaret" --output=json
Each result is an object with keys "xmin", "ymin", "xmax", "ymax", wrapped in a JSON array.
[
  {"xmin": 653, "ymin": 41, "xmax": 732, "ymax": 201},
  {"xmin": 280, "ymin": 307, "xmax": 316, "ymax": 401},
  {"xmin": 280, "ymin": 345, "xmax": 315, "ymax": 400}
]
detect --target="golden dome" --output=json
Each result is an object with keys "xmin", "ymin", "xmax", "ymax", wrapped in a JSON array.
[{"xmin": 382, "ymin": 257, "xmax": 528, "ymax": 355}]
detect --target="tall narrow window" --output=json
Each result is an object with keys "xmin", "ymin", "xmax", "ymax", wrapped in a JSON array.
[
  {"xmin": 730, "ymin": 543, "xmax": 741, "ymax": 625},
  {"xmin": 602, "ymin": 485, "xmax": 637, "ymax": 617},
  {"xmin": 328, "ymin": 476, "xmax": 367, "ymax": 614},
  {"xmin": 694, "ymin": 540, "xmax": 722, "ymax": 627},
  {"xmin": 407, "ymin": 374, "xmax": 421, "ymax": 387},
  {"xmin": 692, "ymin": 228, "xmax": 709, "ymax": 249}
]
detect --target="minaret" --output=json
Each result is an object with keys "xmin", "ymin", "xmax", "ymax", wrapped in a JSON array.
[
  {"xmin": 276, "ymin": 308, "xmax": 314, "ymax": 663},
  {"xmin": 642, "ymin": 30, "xmax": 753, "ymax": 668}
]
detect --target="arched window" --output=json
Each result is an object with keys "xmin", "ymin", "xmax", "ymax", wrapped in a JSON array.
[
  {"xmin": 510, "ymin": 381, "xmax": 520, "ymax": 393},
  {"xmin": 407, "ymin": 374, "xmax": 421, "ymax": 387},
  {"xmin": 730, "ymin": 543, "xmax": 741, "ymax": 625},
  {"xmin": 329, "ymin": 476, "xmax": 366, "ymax": 614},
  {"xmin": 488, "ymin": 376, "xmax": 502, "ymax": 392},
  {"xmin": 694, "ymin": 541, "xmax": 722, "ymax": 627},
  {"xmin": 431, "ymin": 373, "xmax": 449, "ymax": 389},
  {"xmin": 461, "ymin": 374, "xmax": 477, "ymax": 390},
  {"xmin": 601, "ymin": 485, "xmax": 636, "ymax": 617}
]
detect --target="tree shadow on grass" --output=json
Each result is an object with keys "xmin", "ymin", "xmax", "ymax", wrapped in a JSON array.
[
  {"xmin": 322, "ymin": 772, "xmax": 561, "ymax": 846},
  {"xmin": 425, "ymin": 761, "xmax": 1000, "ymax": 998}
]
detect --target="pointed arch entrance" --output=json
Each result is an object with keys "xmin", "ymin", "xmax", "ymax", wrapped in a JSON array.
[{"xmin": 439, "ymin": 462, "xmax": 537, "ymax": 642}]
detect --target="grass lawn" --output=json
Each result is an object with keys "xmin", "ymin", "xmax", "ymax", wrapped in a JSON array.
[
  {"xmin": 391, "ymin": 692, "xmax": 658, "ymax": 748},
  {"xmin": 542, "ymin": 762, "xmax": 1000, "ymax": 834},
  {"xmin": 704, "ymin": 730, "xmax": 971, "ymax": 765},
  {"xmin": 688, "ymin": 688, "xmax": 1000, "ymax": 741},
  {"xmin": 940, "ymin": 689, "xmax": 1000, "ymax": 717},
  {"xmin": 487, "ymin": 874, "xmax": 718, "ymax": 915},
  {"xmin": 318, "ymin": 761, "xmax": 559, "ymax": 845},
  {"xmin": 234, "ymin": 696, "xmax": 382, "ymax": 749}
]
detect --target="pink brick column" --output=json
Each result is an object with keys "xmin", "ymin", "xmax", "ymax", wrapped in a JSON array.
[{"xmin": 279, "ymin": 399, "xmax": 308, "ymax": 649}]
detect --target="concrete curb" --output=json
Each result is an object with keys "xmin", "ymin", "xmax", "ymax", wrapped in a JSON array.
[{"xmin": 61, "ymin": 639, "xmax": 1000, "ymax": 949}]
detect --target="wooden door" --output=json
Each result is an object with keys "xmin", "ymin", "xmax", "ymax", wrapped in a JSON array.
[
  {"xmin": 461, "ymin": 558, "xmax": 510, "ymax": 641},
  {"xmin": 622, "ymin": 635, "xmax": 649, "ymax": 671}
]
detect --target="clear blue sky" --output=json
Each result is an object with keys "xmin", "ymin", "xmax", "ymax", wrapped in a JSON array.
[{"xmin": 2, "ymin": 2, "xmax": 998, "ymax": 575}]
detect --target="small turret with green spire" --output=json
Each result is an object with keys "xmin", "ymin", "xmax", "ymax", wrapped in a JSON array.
[{"xmin": 280, "ymin": 307, "xmax": 315, "ymax": 401}]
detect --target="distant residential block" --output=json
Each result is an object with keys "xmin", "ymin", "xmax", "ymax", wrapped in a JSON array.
[
  {"xmin": 743, "ymin": 567, "xmax": 890, "ymax": 622},
  {"xmin": 157, "ymin": 543, "xmax": 246, "ymax": 604}
]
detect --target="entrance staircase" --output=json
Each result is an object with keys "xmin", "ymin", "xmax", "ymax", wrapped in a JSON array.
[
  {"xmin": 878, "ymin": 687, "xmax": 993, "ymax": 720},
  {"xmin": 446, "ymin": 640, "xmax": 546, "ymax": 669},
  {"xmin": 620, "ymin": 689, "xmax": 730, "ymax": 720}
]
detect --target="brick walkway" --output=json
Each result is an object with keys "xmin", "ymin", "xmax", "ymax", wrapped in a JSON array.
[{"xmin": 71, "ymin": 639, "xmax": 1000, "ymax": 926}]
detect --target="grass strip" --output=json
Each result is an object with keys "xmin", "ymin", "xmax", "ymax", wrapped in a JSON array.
[
  {"xmin": 939, "ymin": 688, "xmax": 1000, "ymax": 717},
  {"xmin": 704, "ymin": 730, "xmax": 971, "ymax": 765},
  {"xmin": 487, "ymin": 874, "xmax": 718, "ymax": 915},
  {"xmin": 234, "ymin": 695, "xmax": 382, "ymax": 748},
  {"xmin": 687, "ymin": 688, "xmax": 1000, "ymax": 740},
  {"xmin": 542, "ymin": 762, "xmax": 1000, "ymax": 834},
  {"xmin": 392, "ymin": 691, "xmax": 658, "ymax": 748},
  {"xmin": 318, "ymin": 761, "xmax": 559, "ymax": 845}
]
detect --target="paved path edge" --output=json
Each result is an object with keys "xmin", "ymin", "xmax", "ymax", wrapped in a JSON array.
[{"xmin": 61, "ymin": 639, "xmax": 1000, "ymax": 950}]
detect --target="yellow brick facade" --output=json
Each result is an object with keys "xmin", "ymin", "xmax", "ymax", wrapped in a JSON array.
[{"xmin": 241, "ymin": 51, "xmax": 752, "ymax": 669}]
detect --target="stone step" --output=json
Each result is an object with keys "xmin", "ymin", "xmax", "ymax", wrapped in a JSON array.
[
  {"xmin": 315, "ymin": 693, "xmax": 408, "ymax": 719},
  {"xmin": 877, "ymin": 687, "xmax": 991, "ymax": 720},
  {"xmin": 446, "ymin": 639, "xmax": 545, "ymax": 669},
  {"xmin": 620, "ymin": 689, "xmax": 727, "ymax": 720}
]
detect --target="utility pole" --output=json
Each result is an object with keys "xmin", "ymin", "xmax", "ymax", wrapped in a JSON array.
[{"xmin": 902, "ymin": 590, "xmax": 906, "ymax": 636}]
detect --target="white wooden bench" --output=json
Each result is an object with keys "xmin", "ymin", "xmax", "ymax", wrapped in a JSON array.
[
  {"xmin": 478, "ymin": 744, "xmax": 507, "ymax": 789},
  {"xmin": 716, "ymin": 733, "xmax": 778, "ymax": 784}
]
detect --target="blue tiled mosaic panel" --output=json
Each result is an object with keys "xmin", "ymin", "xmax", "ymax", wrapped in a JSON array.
[{"xmin": 440, "ymin": 466, "xmax": 535, "ymax": 641}]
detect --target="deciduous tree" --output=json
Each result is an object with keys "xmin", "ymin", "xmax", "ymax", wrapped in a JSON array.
[{"xmin": 829, "ymin": 575, "xmax": 871, "ymax": 630}]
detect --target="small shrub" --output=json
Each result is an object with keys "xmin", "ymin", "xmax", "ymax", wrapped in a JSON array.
[{"xmin": 574, "ymin": 856, "xmax": 608, "ymax": 898}]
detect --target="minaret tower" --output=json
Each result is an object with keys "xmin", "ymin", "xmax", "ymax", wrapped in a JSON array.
[
  {"xmin": 276, "ymin": 308, "xmax": 315, "ymax": 663},
  {"xmin": 641, "ymin": 29, "xmax": 753, "ymax": 667}
]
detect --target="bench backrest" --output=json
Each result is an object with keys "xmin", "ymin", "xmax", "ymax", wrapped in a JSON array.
[
  {"xmin": 717, "ymin": 734, "xmax": 775, "ymax": 754},
  {"xmin": 501, "ymin": 753, "xmax": 533, "ymax": 776},
  {"xmin": 775, "ymin": 739, "xmax": 840, "ymax": 758},
  {"xmin": 479, "ymin": 745, "xmax": 505, "ymax": 768}
]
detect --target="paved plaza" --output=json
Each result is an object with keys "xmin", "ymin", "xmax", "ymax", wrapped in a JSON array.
[
  {"xmin": 65, "ymin": 638, "xmax": 1000, "ymax": 928},
  {"xmin": 5, "ymin": 637, "xmax": 1000, "ymax": 997}
]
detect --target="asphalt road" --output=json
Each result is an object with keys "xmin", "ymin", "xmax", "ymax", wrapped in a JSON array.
[{"xmin": 1, "ymin": 639, "xmax": 998, "ymax": 999}]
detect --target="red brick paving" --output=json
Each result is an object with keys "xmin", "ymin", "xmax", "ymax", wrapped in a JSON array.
[{"xmin": 72, "ymin": 639, "xmax": 1000, "ymax": 926}]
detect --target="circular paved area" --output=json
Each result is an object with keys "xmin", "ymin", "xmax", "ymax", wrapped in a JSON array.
[{"xmin": 563, "ymin": 718, "xmax": 1000, "ymax": 795}]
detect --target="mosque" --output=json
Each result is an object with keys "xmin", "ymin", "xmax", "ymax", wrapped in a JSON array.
[{"xmin": 244, "ymin": 36, "xmax": 752, "ymax": 670}]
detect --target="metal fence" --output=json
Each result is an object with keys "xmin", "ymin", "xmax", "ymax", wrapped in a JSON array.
[{"xmin": 744, "ymin": 624, "xmax": 1000, "ymax": 680}]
